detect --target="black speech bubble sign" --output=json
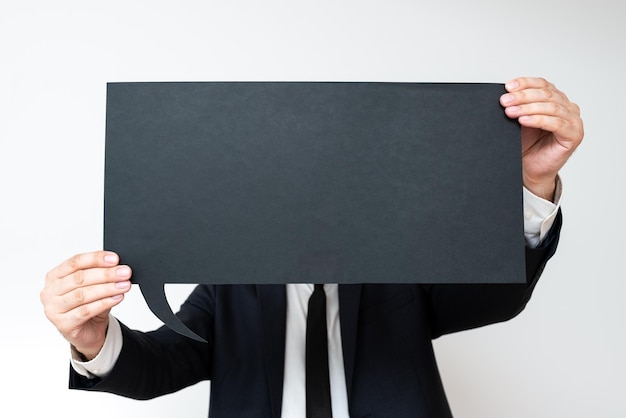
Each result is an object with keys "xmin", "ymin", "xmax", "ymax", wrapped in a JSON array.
[{"xmin": 104, "ymin": 82, "xmax": 523, "ymax": 341}]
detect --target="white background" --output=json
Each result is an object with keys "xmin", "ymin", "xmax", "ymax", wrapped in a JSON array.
[{"xmin": 1, "ymin": 0, "xmax": 624, "ymax": 416}]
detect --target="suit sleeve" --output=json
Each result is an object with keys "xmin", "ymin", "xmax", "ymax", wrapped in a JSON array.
[
  {"xmin": 425, "ymin": 209, "xmax": 562, "ymax": 339},
  {"xmin": 69, "ymin": 284, "xmax": 217, "ymax": 399}
]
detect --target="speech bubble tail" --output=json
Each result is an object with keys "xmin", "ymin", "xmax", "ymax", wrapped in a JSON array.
[{"xmin": 138, "ymin": 283, "xmax": 207, "ymax": 343}]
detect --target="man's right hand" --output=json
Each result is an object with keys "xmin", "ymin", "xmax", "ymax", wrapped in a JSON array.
[{"xmin": 40, "ymin": 251, "xmax": 132, "ymax": 361}]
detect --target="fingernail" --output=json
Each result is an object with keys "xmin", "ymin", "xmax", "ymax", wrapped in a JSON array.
[
  {"xmin": 104, "ymin": 253, "xmax": 118, "ymax": 264},
  {"xmin": 506, "ymin": 80, "xmax": 519, "ymax": 90},
  {"xmin": 111, "ymin": 294, "xmax": 124, "ymax": 300},
  {"xmin": 501, "ymin": 94, "xmax": 514, "ymax": 104},
  {"xmin": 507, "ymin": 105, "xmax": 521, "ymax": 113},
  {"xmin": 116, "ymin": 280, "xmax": 131, "ymax": 289},
  {"xmin": 116, "ymin": 266, "xmax": 131, "ymax": 277}
]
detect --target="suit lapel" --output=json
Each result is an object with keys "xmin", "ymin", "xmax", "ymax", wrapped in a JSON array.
[
  {"xmin": 256, "ymin": 284, "xmax": 287, "ymax": 418},
  {"xmin": 338, "ymin": 283, "xmax": 363, "ymax": 400}
]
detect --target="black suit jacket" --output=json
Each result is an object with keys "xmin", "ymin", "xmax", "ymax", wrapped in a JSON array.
[{"xmin": 70, "ymin": 212, "xmax": 561, "ymax": 417}]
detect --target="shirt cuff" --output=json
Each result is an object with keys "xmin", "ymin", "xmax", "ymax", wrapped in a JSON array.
[
  {"xmin": 523, "ymin": 176, "xmax": 563, "ymax": 248},
  {"xmin": 70, "ymin": 314, "xmax": 123, "ymax": 379}
]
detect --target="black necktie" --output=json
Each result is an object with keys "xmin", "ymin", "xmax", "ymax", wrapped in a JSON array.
[{"xmin": 306, "ymin": 284, "xmax": 333, "ymax": 418}]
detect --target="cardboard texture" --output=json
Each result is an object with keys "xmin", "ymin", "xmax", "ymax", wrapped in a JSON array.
[{"xmin": 104, "ymin": 82, "xmax": 524, "ymax": 340}]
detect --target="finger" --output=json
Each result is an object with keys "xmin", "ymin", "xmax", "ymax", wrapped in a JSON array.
[
  {"xmin": 505, "ymin": 77, "xmax": 553, "ymax": 93},
  {"xmin": 53, "ymin": 264, "xmax": 133, "ymax": 296},
  {"xmin": 46, "ymin": 251, "xmax": 120, "ymax": 284},
  {"xmin": 518, "ymin": 114, "xmax": 583, "ymax": 147},
  {"xmin": 54, "ymin": 293, "xmax": 126, "ymax": 336},
  {"xmin": 52, "ymin": 279, "xmax": 132, "ymax": 316},
  {"xmin": 41, "ymin": 264, "xmax": 129, "ymax": 312},
  {"xmin": 42, "ymin": 279, "xmax": 130, "ymax": 331},
  {"xmin": 500, "ymin": 87, "xmax": 568, "ymax": 108},
  {"xmin": 504, "ymin": 101, "xmax": 578, "ymax": 121}
]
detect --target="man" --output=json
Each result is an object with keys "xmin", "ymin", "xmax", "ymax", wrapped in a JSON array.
[{"xmin": 41, "ymin": 77, "xmax": 584, "ymax": 417}]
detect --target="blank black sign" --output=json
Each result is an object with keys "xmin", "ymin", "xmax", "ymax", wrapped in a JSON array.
[{"xmin": 104, "ymin": 82, "xmax": 524, "ymax": 340}]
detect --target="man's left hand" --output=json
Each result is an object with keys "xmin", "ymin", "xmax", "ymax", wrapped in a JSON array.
[{"xmin": 501, "ymin": 77, "xmax": 584, "ymax": 201}]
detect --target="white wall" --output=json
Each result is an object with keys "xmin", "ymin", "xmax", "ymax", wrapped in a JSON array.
[{"xmin": 1, "ymin": 0, "xmax": 624, "ymax": 416}]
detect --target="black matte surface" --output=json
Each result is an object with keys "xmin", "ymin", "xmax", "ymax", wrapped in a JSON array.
[{"xmin": 103, "ymin": 82, "xmax": 524, "ymax": 340}]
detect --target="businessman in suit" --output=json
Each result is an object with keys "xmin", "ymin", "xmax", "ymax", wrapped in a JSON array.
[{"xmin": 41, "ymin": 77, "xmax": 583, "ymax": 417}]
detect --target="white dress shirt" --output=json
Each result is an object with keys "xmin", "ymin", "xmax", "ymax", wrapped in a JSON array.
[{"xmin": 71, "ymin": 184, "xmax": 562, "ymax": 418}]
